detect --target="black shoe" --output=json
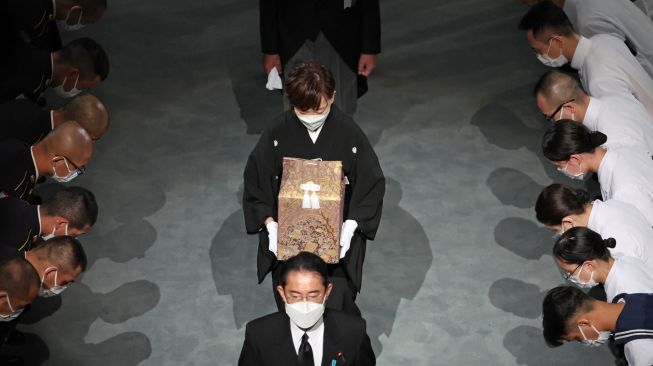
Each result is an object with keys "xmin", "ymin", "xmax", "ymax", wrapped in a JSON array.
[
  {"xmin": 0, "ymin": 354, "xmax": 24, "ymax": 366},
  {"xmin": 5, "ymin": 330, "xmax": 25, "ymax": 345}
]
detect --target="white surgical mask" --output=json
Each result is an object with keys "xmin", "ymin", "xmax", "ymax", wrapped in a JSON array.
[
  {"xmin": 537, "ymin": 39, "xmax": 569, "ymax": 67},
  {"xmin": 59, "ymin": 8, "xmax": 85, "ymax": 31},
  {"xmin": 285, "ymin": 298, "xmax": 326, "ymax": 329},
  {"xmin": 557, "ymin": 161, "xmax": 584, "ymax": 180},
  {"xmin": 568, "ymin": 263, "xmax": 599, "ymax": 289},
  {"xmin": 53, "ymin": 74, "xmax": 83, "ymax": 98},
  {"xmin": 39, "ymin": 267, "xmax": 68, "ymax": 298},
  {"xmin": 42, "ymin": 223, "xmax": 68, "ymax": 241},
  {"xmin": 295, "ymin": 106, "xmax": 331, "ymax": 132},
  {"xmin": 578, "ymin": 324, "xmax": 611, "ymax": 347},
  {"xmin": 0, "ymin": 293, "xmax": 23, "ymax": 322},
  {"xmin": 52, "ymin": 157, "xmax": 82, "ymax": 183}
]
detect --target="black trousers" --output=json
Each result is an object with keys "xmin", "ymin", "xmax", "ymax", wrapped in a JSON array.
[{"xmin": 271, "ymin": 262, "xmax": 361, "ymax": 317}]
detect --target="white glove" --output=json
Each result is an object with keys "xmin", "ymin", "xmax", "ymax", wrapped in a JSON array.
[
  {"xmin": 266, "ymin": 221, "xmax": 279, "ymax": 257},
  {"xmin": 339, "ymin": 220, "xmax": 358, "ymax": 259},
  {"xmin": 265, "ymin": 67, "xmax": 283, "ymax": 91}
]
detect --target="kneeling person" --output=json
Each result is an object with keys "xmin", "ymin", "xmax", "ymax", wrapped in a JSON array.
[
  {"xmin": 238, "ymin": 252, "xmax": 375, "ymax": 366},
  {"xmin": 543, "ymin": 286, "xmax": 653, "ymax": 366}
]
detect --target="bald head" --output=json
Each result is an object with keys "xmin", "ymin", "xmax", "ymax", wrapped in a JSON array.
[
  {"xmin": 59, "ymin": 94, "xmax": 109, "ymax": 140},
  {"xmin": 40, "ymin": 120, "xmax": 93, "ymax": 167},
  {"xmin": 0, "ymin": 258, "xmax": 40, "ymax": 305},
  {"xmin": 534, "ymin": 69, "xmax": 587, "ymax": 107}
]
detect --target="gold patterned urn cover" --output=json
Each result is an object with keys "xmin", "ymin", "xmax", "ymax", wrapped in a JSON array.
[{"xmin": 277, "ymin": 157, "xmax": 345, "ymax": 263}]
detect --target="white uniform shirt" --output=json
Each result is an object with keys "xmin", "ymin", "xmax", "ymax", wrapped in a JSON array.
[
  {"xmin": 604, "ymin": 256, "xmax": 653, "ymax": 302},
  {"xmin": 571, "ymin": 35, "xmax": 653, "ymax": 117},
  {"xmin": 598, "ymin": 147, "xmax": 653, "ymax": 226},
  {"xmin": 291, "ymin": 319, "xmax": 324, "ymax": 366},
  {"xmin": 564, "ymin": 0, "xmax": 653, "ymax": 78},
  {"xmin": 583, "ymin": 96, "xmax": 653, "ymax": 157},
  {"xmin": 588, "ymin": 199, "xmax": 653, "ymax": 267},
  {"xmin": 625, "ymin": 339, "xmax": 653, "ymax": 366}
]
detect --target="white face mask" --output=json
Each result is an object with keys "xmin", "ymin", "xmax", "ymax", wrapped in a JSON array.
[
  {"xmin": 53, "ymin": 74, "xmax": 83, "ymax": 98},
  {"xmin": 295, "ymin": 106, "xmax": 331, "ymax": 132},
  {"xmin": 0, "ymin": 293, "xmax": 23, "ymax": 322},
  {"xmin": 285, "ymin": 297, "xmax": 326, "ymax": 329},
  {"xmin": 59, "ymin": 7, "xmax": 85, "ymax": 31},
  {"xmin": 568, "ymin": 263, "xmax": 599, "ymax": 289},
  {"xmin": 42, "ymin": 223, "xmax": 67, "ymax": 241},
  {"xmin": 537, "ymin": 39, "xmax": 569, "ymax": 67},
  {"xmin": 578, "ymin": 324, "xmax": 611, "ymax": 347},
  {"xmin": 557, "ymin": 161, "xmax": 585, "ymax": 180},
  {"xmin": 39, "ymin": 267, "xmax": 68, "ymax": 298},
  {"xmin": 52, "ymin": 157, "xmax": 82, "ymax": 183}
]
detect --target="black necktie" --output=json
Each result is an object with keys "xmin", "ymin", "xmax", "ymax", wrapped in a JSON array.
[{"xmin": 298, "ymin": 332, "xmax": 314, "ymax": 366}]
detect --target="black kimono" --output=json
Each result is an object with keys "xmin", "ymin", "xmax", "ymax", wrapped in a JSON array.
[{"xmin": 243, "ymin": 106, "xmax": 384, "ymax": 314}]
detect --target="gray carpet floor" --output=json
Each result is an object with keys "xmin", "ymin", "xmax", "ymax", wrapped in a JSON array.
[{"xmin": 4, "ymin": 0, "xmax": 615, "ymax": 364}]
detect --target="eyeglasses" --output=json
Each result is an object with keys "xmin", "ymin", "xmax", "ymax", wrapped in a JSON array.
[
  {"xmin": 62, "ymin": 156, "xmax": 86, "ymax": 176},
  {"xmin": 561, "ymin": 262, "xmax": 583, "ymax": 281},
  {"xmin": 287, "ymin": 293, "xmax": 324, "ymax": 302},
  {"xmin": 543, "ymin": 99, "xmax": 575, "ymax": 122}
]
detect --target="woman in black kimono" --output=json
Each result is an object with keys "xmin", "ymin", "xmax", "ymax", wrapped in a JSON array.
[{"xmin": 243, "ymin": 61, "xmax": 384, "ymax": 315}]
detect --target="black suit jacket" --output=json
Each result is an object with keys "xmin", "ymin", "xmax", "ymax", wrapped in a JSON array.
[
  {"xmin": 0, "ymin": 139, "xmax": 38, "ymax": 200},
  {"xmin": 0, "ymin": 99, "xmax": 53, "ymax": 145},
  {"xmin": 239, "ymin": 310, "xmax": 375, "ymax": 366},
  {"xmin": 259, "ymin": 0, "xmax": 381, "ymax": 74},
  {"xmin": 0, "ymin": 0, "xmax": 62, "ymax": 54}
]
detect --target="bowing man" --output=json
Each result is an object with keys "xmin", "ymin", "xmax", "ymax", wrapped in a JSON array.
[
  {"xmin": 238, "ymin": 252, "xmax": 375, "ymax": 366},
  {"xmin": 243, "ymin": 61, "xmax": 384, "ymax": 316}
]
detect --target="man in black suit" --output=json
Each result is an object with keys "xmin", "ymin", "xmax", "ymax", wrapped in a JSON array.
[
  {"xmin": 1, "ymin": 0, "xmax": 107, "ymax": 53},
  {"xmin": 0, "ymin": 37, "xmax": 109, "ymax": 104},
  {"xmin": 259, "ymin": 0, "xmax": 381, "ymax": 115},
  {"xmin": 0, "ymin": 251, "xmax": 40, "ymax": 366},
  {"xmin": 238, "ymin": 252, "xmax": 375, "ymax": 366},
  {"xmin": 0, "ymin": 94, "xmax": 110, "ymax": 145},
  {"xmin": 0, "ymin": 121, "xmax": 92, "ymax": 200},
  {"xmin": 0, "ymin": 187, "xmax": 98, "ymax": 251}
]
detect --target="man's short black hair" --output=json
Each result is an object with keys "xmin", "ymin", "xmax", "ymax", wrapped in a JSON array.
[
  {"xmin": 0, "ymin": 257, "xmax": 40, "ymax": 301},
  {"xmin": 542, "ymin": 286, "xmax": 593, "ymax": 347},
  {"xmin": 518, "ymin": 0, "xmax": 575, "ymax": 39},
  {"xmin": 60, "ymin": 37, "xmax": 110, "ymax": 80},
  {"xmin": 42, "ymin": 186, "xmax": 98, "ymax": 229},
  {"xmin": 280, "ymin": 252, "xmax": 329, "ymax": 287},
  {"xmin": 33, "ymin": 236, "xmax": 88, "ymax": 273}
]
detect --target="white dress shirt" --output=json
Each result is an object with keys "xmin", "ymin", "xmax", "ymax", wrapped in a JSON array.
[
  {"xmin": 571, "ymin": 35, "xmax": 653, "ymax": 117},
  {"xmin": 583, "ymin": 95, "xmax": 653, "ymax": 157},
  {"xmin": 598, "ymin": 147, "xmax": 653, "ymax": 226},
  {"xmin": 564, "ymin": 0, "xmax": 653, "ymax": 78},
  {"xmin": 588, "ymin": 199, "xmax": 653, "ymax": 267},
  {"xmin": 604, "ymin": 256, "xmax": 653, "ymax": 302},
  {"xmin": 291, "ymin": 319, "xmax": 324, "ymax": 366}
]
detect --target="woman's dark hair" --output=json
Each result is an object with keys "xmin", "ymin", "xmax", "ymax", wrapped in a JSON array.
[
  {"xmin": 541, "ymin": 120, "xmax": 607, "ymax": 161},
  {"xmin": 285, "ymin": 60, "xmax": 336, "ymax": 112},
  {"xmin": 280, "ymin": 251, "xmax": 329, "ymax": 287},
  {"xmin": 553, "ymin": 227, "xmax": 616, "ymax": 264},
  {"xmin": 542, "ymin": 286, "xmax": 593, "ymax": 347},
  {"xmin": 535, "ymin": 183, "xmax": 590, "ymax": 226}
]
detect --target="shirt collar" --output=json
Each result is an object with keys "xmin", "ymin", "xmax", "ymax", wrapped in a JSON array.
[
  {"xmin": 52, "ymin": 0, "xmax": 56, "ymax": 14},
  {"xmin": 50, "ymin": 110, "xmax": 55, "ymax": 131},
  {"xmin": 583, "ymin": 97, "xmax": 601, "ymax": 129},
  {"xmin": 30, "ymin": 146, "xmax": 40, "ymax": 179},
  {"xmin": 50, "ymin": 52, "xmax": 54, "ymax": 81},
  {"xmin": 571, "ymin": 36, "xmax": 591, "ymax": 70}
]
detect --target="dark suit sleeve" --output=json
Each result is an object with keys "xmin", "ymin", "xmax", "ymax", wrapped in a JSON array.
[
  {"xmin": 354, "ymin": 318, "xmax": 376, "ymax": 366},
  {"xmin": 259, "ymin": 0, "xmax": 280, "ymax": 54},
  {"xmin": 243, "ymin": 130, "xmax": 277, "ymax": 234},
  {"xmin": 359, "ymin": 0, "xmax": 381, "ymax": 54},
  {"xmin": 238, "ymin": 323, "xmax": 263, "ymax": 366},
  {"xmin": 347, "ymin": 127, "xmax": 384, "ymax": 240}
]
